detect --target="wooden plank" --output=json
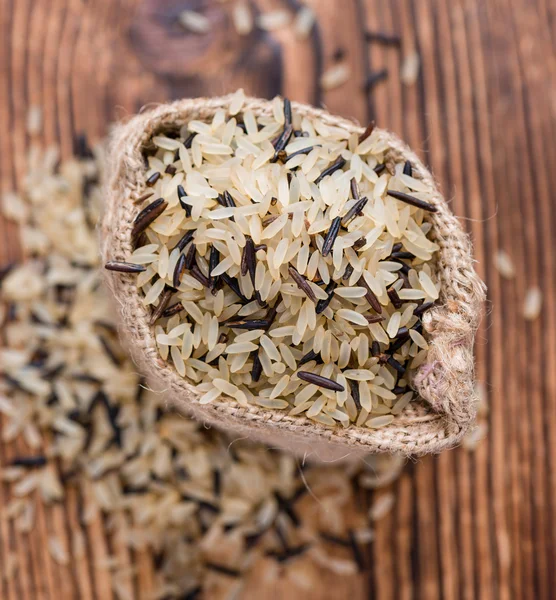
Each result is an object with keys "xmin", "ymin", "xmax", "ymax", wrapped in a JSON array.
[{"xmin": 1, "ymin": 0, "xmax": 556, "ymax": 598}]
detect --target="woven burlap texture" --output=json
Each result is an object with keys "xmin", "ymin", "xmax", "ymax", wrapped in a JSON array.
[{"xmin": 100, "ymin": 94, "xmax": 486, "ymax": 460}]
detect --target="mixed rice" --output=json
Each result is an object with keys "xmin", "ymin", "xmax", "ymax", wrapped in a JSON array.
[
  {"xmin": 107, "ymin": 90, "xmax": 440, "ymax": 430},
  {"xmin": 0, "ymin": 138, "xmax": 407, "ymax": 598}
]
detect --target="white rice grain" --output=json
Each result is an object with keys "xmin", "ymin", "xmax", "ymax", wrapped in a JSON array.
[
  {"xmin": 320, "ymin": 64, "xmax": 351, "ymax": 90},
  {"xmin": 233, "ymin": 2, "xmax": 253, "ymax": 35},
  {"xmin": 294, "ymin": 6, "xmax": 315, "ymax": 39},
  {"xmin": 179, "ymin": 10, "xmax": 211, "ymax": 33},
  {"xmin": 401, "ymin": 52, "xmax": 420, "ymax": 85},
  {"xmin": 523, "ymin": 286, "xmax": 542, "ymax": 321}
]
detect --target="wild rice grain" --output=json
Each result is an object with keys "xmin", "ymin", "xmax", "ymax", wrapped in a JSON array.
[
  {"xmin": 132, "ymin": 198, "xmax": 168, "ymax": 240},
  {"xmin": 297, "ymin": 371, "xmax": 345, "ymax": 392},
  {"xmin": 358, "ymin": 122, "xmax": 375, "ymax": 144},
  {"xmin": 315, "ymin": 157, "xmax": 347, "ymax": 185},
  {"xmin": 364, "ymin": 69, "xmax": 388, "ymax": 91},
  {"xmin": 523, "ymin": 287, "xmax": 542, "ymax": 321},
  {"xmin": 173, "ymin": 254, "xmax": 186, "ymax": 288},
  {"xmin": 145, "ymin": 172, "xmax": 161, "ymax": 187},
  {"xmin": 177, "ymin": 184, "xmax": 191, "ymax": 217},
  {"xmin": 386, "ymin": 190, "xmax": 437, "ymax": 212},
  {"xmin": 365, "ymin": 31, "xmax": 401, "ymax": 46},
  {"xmin": 321, "ymin": 217, "xmax": 342, "ymax": 257},
  {"xmin": 288, "ymin": 266, "xmax": 317, "ymax": 303},
  {"xmin": 105, "ymin": 261, "xmax": 146, "ymax": 274}
]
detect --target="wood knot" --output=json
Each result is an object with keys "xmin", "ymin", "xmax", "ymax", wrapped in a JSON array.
[{"xmin": 129, "ymin": 0, "xmax": 282, "ymax": 98}]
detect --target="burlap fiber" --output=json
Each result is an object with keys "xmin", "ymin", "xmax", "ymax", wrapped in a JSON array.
[{"xmin": 100, "ymin": 94, "xmax": 486, "ymax": 461}]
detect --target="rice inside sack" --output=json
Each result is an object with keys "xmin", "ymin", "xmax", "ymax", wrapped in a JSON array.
[{"xmin": 101, "ymin": 93, "xmax": 485, "ymax": 458}]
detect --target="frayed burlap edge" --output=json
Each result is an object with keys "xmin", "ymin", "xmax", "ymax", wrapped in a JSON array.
[{"xmin": 100, "ymin": 94, "xmax": 486, "ymax": 460}]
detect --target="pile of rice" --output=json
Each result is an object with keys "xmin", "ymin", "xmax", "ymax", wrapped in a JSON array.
[
  {"xmin": 0, "ymin": 138, "xmax": 407, "ymax": 598},
  {"xmin": 107, "ymin": 90, "xmax": 440, "ymax": 430}
]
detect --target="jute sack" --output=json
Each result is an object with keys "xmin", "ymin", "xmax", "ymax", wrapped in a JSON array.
[{"xmin": 100, "ymin": 95, "xmax": 486, "ymax": 462}]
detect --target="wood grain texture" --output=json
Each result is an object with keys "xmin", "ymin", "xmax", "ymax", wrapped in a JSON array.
[{"xmin": 1, "ymin": 0, "xmax": 555, "ymax": 598}]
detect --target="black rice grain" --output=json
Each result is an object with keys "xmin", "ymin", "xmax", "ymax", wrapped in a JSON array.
[
  {"xmin": 341, "ymin": 196, "xmax": 368, "ymax": 226},
  {"xmin": 358, "ymin": 122, "xmax": 375, "ymax": 143},
  {"xmin": 133, "ymin": 191, "xmax": 154, "ymax": 205},
  {"xmin": 184, "ymin": 244, "xmax": 197, "ymax": 270},
  {"xmin": 297, "ymin": 371, "xmax": 344, "ymax": 392},
  {"xmin": 348, "ymin": 530, "xmax": 366, "ymax": 571},
  {"xmin": 212, "ymin": 469, "xmax": 222, "ymax": 497},
  {"xmin": 98, "ymin": 336, "xmax": 122, "ymax": 366},
  {"xmin": 314, "ymin": 156, "xmax": 346, "ymax": 185},
  {"xmin": 162, "ymin": 302, "xmax": 184, "ymax": 318},
  {"xmin": 365, "ymin": 314, "xmax": 385, "ymax": 324},
  {"xmin": 269, "ymin": 543, "xmax": 310, "ymax": 563},
  {"xmin": 145, "ymin": 172, "xmax": 161, "ymax": 187},
  {"xmin": 226, "ymin": 319, "xmax": 269, "ymax": 330},
  {"xmin": 298, "ymin": 349, "xmax": 321, "ymax": 366},
  {"xmin": 175, "ymin": 229, "xmax": 195, "ymax": 252},
  {"xmin": 387, "ymin": 288, "xmax": 403, "ymax": 309},
  {"xmin": 283, "ymin": 97, "xmax": 292, "ymax": 126},
  {"xmin": 274, "ymin": 491, "xmax": 301, "ymax": 527},
  {"xmin": 359, "ymin": 278, "xmax": 382, "ymax": 314},
  {"xmin": 342, "ymin": 264, "xmax": 354, "ymax": 281},
  {"xmin": 414, "ymin": 301, "xmax": 434, "ymax": 317},
  {"xmin": 364, "ymin": 69, "xmax": 388, "ymax": 91},
  {"xmin": 177, "ymin": 184, "xmax": 191, "ymax": 217},
  {"xmin": 104, "ymin": 261, "xmax": 146, "ymax": 274},
  {"xmin": 387, "ymin": 333, "xmax": 410, "ymax": 355},
  {"xmin": 183, "ymin": 133, "xmax": 195, "ymax": 149},
  {"xmin": 353, "ymin": 237, "xmax": 367, "ymax": 251},
  {"xmin": 179, "ymin": 586, "xmax": 202, "ymax": 600},
  {"xmin": 209, "ymin": 245, "xmax": 220, "ymax": 291},
  {"xmin": 321, "ymin": 217, "xmax": 342, "ymax": 257},
  {"xmin": 271, "ymin": 124, "xmax": 293, "ymax": 160},
  {"xmin": 387, "ymin": 190, "xmax": 438, "ymax": 212},
  {"xmin": 387, "ymin": 356, "xmax": 406, "ymax": 375},
  {"xmin": 320, "ymin": 532, "xmax": 351, "ymax": 548},
  {"xmin": 223, "ymin": 190, "xmax": 236, "ymax": 208},
  {"xmin": 251, "ymin": 352, "xmax": 263, "ymax": 382},
  {"xmin": 390, "ymin": 251, "xmax": 415, "ymax": 260},
  {"xmin": 365, "ymin": 31, "xmax": 401, "ymax": 46},
  {"xmin": 264, "ymin": 304, "xmax": 278, "ymax": 329},
  {"xmin": 285, "ymin": 146, "xmax": 317, "ymax": 162},
  {"xmin": 173, "ymin": 253, "xmax": 186, "ymax": 288},
  {"xmin": 349, "ymin": 379, "xmax": 362, "ymax": 410},
  {"xmin": 132, "ymin": 198, "xmax": 168, "ymax": 240},
  {"xmin": 190, "ymin": 265, "xmax": 210, "ymax": 288},
  {"xmin": 288, "ymin": 265, "xmax": 316, "ymax": 302},
  {"xmin": 221, "ymin": 273, "xmax": 249, "ymax": 303},
  {"xmin": 149, "ymin": 287, "xmax": 174, "ymax": 325},
  {"xmin": 11, "ymin": 456, "xmax": 48, "ymax": 468},
  {"xmin": 315, "ymin": 280, "xmax": 337, "ymax": 314},
  {"xmin": 204, "ymin": 562, "xmax": 241, "ymax": 578}
]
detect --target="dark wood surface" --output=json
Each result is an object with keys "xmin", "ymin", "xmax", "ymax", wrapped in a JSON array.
[{"xmin": 1, "ymin": 0, "xmax": 555, "ymax": 598}]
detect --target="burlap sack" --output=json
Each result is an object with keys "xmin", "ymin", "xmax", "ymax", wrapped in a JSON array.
[{"xmin": 100, "ymin": 95, "xmax": 486, "ymax": 461}]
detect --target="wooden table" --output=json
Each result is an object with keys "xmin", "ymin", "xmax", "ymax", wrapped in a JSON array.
[{"xmin": 1, "ymin": 0, "xmax": 554, "ymax": 598}]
